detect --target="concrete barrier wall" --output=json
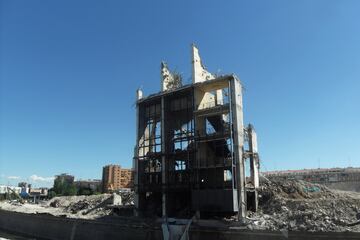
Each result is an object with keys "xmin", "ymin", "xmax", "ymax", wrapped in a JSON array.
[
  {"xmin": 0, "ymin": 210, "xmax": 161, "ymax": 240},
  {"xmin": 1, "ymin": 210, "xmax": 360, "ymax": 240}
]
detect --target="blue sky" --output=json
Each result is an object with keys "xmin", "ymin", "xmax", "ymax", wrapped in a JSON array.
[{"xmin": 1, "ymin": 0, "xmax": 359, "ymax": 187}]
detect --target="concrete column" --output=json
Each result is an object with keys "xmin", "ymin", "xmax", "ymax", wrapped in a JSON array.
[
  {"xmin": 248, "ymin": 124, "xmax": 259, "ymax": 189},
  {"xmin": 230, "ymin": 76, "xmax": 246, "ymax": 221},
  {"xmin": 161, "ymin": 96, "xmax": 166, "ymax": 217},
  {"xmin": 216, "ymin": 89, "xmax": 223, "ymax": 105},
  {"xmin": 134, "ymin": 90, "xmax": 142, "ymax": 215},
  {"xmin": 248, "ymin": 124, "xmax": 259, "ymax": 211}
]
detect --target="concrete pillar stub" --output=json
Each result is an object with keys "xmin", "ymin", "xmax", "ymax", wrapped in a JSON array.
[
  {"xmin": 191, "ymin": 44, "xmax": 215, "ymax": 83},
  {"xmin": 161, "ymin": 62, "xmax": 175, "ymax": 91},
  {"xmin": 136, "ymin": 89, "xmax": 143, "ymax": 100}
]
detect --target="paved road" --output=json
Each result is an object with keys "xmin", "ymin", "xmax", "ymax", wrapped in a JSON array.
[{"xmin": 0, "ymin": 230, "xmax": 36, "ymax": 240}]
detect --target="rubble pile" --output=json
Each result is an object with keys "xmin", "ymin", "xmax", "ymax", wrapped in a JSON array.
[
  {"xmin": 0, "ymin": 192, "xmax": 136, "ymax": 219},
  {"xmin": 46, "ymin": 192, "xmax": 135, "ymax": 218},
  {"xmin": 118, "ymin": 191, "xmax": 135, "ymax": 206},
  {"xmin": 48, "ymin": 194, "xmax": 113, "ymax": 218},
  {"xmin": 246, "ymin": 179, "xmax": 360, "ymax": 232},
  {"xmin": 66, "ymin": 199, "xmax": 92, "ymax": 214}
]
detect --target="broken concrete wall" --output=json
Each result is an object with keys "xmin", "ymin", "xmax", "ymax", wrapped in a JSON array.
[{"xmin": 191, "ymin": 44, "xmax": 215, "ymax": 83}]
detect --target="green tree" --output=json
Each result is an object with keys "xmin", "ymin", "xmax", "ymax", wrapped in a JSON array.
[
  {"xmin": 64, "ymin": 184, "xmax": 77, "ymax": 196},
  {"xmin": 48, "ymin": 190, "xmax": 57, "ymax": 199},
  {"xmin": 53, "ymin": 178, "xmax": 77, "ymax": 196},
  {"xmin": 77, "ymin": 187, "xmax": 92, "ymax": 196}
]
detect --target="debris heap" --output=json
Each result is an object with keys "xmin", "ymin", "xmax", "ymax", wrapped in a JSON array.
[
  {"xmin": 47, "ymin": 191, "xmax": 135, "ymax": 218},
  {"xmin": 0, "ymin": 192, "xmax": 135, "ymax": 220},
  {"xmin": 245, "ymin": 179, "xmax": 360, "ymax": 232},
  {"xmin": 48, "ymin": 194, "xmax": 113, "ymax": 218}
]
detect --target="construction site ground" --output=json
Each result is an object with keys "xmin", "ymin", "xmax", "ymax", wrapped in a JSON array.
[{"xmin": 1, "ymin": 179, "xmax": 360, "ymax": 234}]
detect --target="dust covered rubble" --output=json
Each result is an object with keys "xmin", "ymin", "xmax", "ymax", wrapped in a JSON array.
[
  {"xmin": 47, "ymin": 194, "xmax": 113, "ymax": 218},
  {"xmin": 242, "ymin": 179, "xmax": 360, "ymax": 232},
  {"xmin": 47, "ymin": 191, "xmax": 135, "ymax": 219},
  {"xmin": 0, "ymin": 191, "xmax": 135, "ymax": 220}
]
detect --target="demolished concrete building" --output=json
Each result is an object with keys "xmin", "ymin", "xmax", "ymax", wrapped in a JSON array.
[{"xmin": 133, "ymin": 45, "xmax": 260, "ymax": 220}]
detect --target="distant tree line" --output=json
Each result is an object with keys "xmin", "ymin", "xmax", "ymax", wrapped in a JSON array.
[{"xmin": 48, "ymin": 178, "xmax": 101, "ymax": 198}]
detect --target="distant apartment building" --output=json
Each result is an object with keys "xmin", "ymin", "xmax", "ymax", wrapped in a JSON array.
[
  {"xmin": 0, "ymin": 185, "xmax": 21, "ymax": 195},
  {"xmin": 54, "ymin": 173, "xmax": 74, "ymax": 186},
  {"xmin": 29, "ymin": 188, "xmax": 48, "ymax": 198},
  {"xmin": 74, "ymin": 179, "xmax": 102, "ymax": 192},
  {"xmin": 102, "ymin": 165, "xmax": 133, "ymax": 193},
  {"xmin": 16, "ymin": 182, "xmax": 48, "ymax": 199}
]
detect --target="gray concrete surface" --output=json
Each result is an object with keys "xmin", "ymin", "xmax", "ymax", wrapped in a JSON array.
[{"xmin": 1, "ymin": 210, "xmax": 360, "ymax": 240}]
